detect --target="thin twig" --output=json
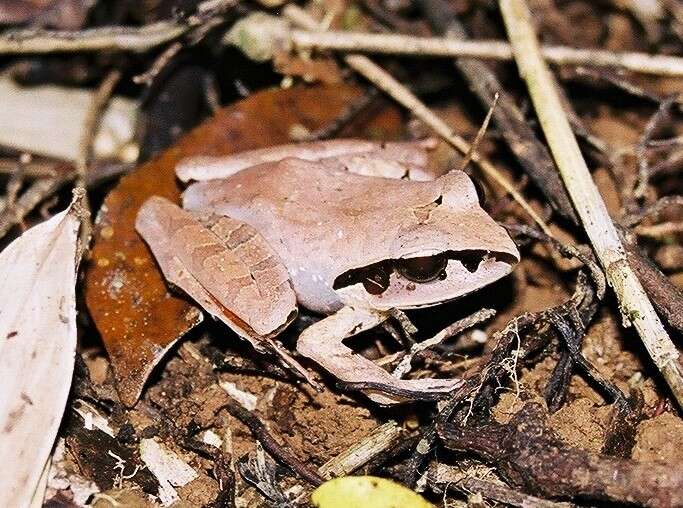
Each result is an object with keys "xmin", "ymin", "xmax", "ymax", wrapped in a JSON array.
[
  {"xmin": 283, "ymin": 5, "xmax": 551, "ymax": 236},
  {"xmin": 634, "ymin": 95, "xmax": 677, "ymax": 200},
  {"xmin": 220, "ymin": 397, "xmax": 324, "ymax": 486},
  {"xmin": 133, "ymin": 42, "xmax": 183, "ymax": 85},
  {"xmin": 392, "ymin": 308, "xmax": 496, "ymax": 378},
  {"xmin": 76, "ymin": 69, "xmax": 122, "ymax": 248},
  {"xmin": 420, "ymin": 0, "xmax": 578, "ymax": 222},
  {"xmin": 0, "ymin": 22, "xmax": 188, "ymax": 54},
  {"xmin": 0, "ymin": 175, "xmax": 74, "ymax": 240},
  {"xmin": 500, "ymin": 0, "xmax": 683, "ymax": 408},
  {"xmin": 287, "ymin": 29, "xmax": 683, "ymax": 76},
  {"xmin": 634, "ymin": 221, "xmax": 683, "ymax": 238},
  {"xmin": 622, "ymin": 195, "xmax": 683, "ymax": 227}
]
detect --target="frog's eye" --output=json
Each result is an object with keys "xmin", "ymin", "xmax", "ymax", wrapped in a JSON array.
[{"xmin": 394, "ymin": 254, "xmax": 448, "ymax": 283}]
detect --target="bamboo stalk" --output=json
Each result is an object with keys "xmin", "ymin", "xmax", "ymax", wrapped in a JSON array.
[
  {"xmin": 282, "ymin": 4, "xmax": 552, "ymax": 236},
  {"xmin": 499, "ymin": 0, "xmax": 683, "ymax": 408},
  {"xmin": 288, "ymin": 29, "xmax": 683, "ymax": 76}
]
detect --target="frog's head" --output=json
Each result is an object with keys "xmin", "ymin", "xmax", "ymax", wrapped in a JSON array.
[{"xmin": 331, "ymin": 170, "xmax": 520, "ymax": 310}]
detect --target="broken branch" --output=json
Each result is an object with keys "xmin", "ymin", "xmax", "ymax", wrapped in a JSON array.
[{"xmin": 288, "ymin": 28, "xmax": 683, "ymax": 76}]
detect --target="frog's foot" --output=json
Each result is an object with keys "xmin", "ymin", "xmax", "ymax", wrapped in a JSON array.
[{"xmin": 296, "ymin": 306, "xmax": 462, "ymax": 405}]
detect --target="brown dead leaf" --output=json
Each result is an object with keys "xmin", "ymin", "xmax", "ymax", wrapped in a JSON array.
[{"xmin": 84, "ymin": 84, "xmax": 403, "ymax": 406}]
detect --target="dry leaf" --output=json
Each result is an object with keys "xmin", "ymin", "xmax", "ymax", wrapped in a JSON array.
[
  {"xmin": 0, "ymin": 193, "xmax": 83, "ymax": 507},
  {"xmin": 139, "ymin": 439, "xmax": 198, "ymax": 506},
  {"xmin": 0, "ymin": 76, "xmax": 137, "ymax": 162}
]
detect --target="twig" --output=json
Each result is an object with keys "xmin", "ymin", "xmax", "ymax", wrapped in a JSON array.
[
  {"xmin": 393, "ymin": 309, "xmax": 496, "ymax": 378},
  {"xmin": 499, "ymin": 0, "xmax": 683, "ymax": 408},
  {"xmin": 282, "ymin": 5, "xmax": 551, "ymax": 236},
  {"xmin": 439, "ymin": 402, "xmax": 683, "ymax": 507},
  {"xmin": 0, "ymin": 22, "xmax": 188, "ymax": 54},
  {"xmin": 622, "ymin": 195, "xmax": 683, "ymax": 227},
  {"xmin": 298, "ymin": 88, "xmax": 381, "ymax": 141},
  {"xmin": 76, "ymin": 69, "xmax": 122, "ymax": 248},
  {"xmin": 634, "ymin": 95, "xmax": 678, "ymax": 200},
  {"xmin": 428, "ymin": 463, "xmax": 574, "ymax": 508},
  {"xmin": 0, "ymin": 175, "xmax": 74, "ymax": 239},
  {"xmin": 634, "ymin": 221, "xmax": 683, "ymax": 238},
  {"xmin": 133, "ymin": 42, "xmax": 183, "ymax": 85},
  {"xmin": 287, "ymin": 29, "xmax": 683, "ymax": 76},
  {"xmin": 318, "ymin": 421, "xmax": 404, "ymax": 479},
  {"xmin": 220, "ymin": 397, "xmax": 324, "ymax": 487},
  {"xmin": 419, "ymin": 0, "xmax": 578, "ymax": 222},
  {"xmin": 622, "ymin": 233, "xmax": 683, "ymax": 334}
]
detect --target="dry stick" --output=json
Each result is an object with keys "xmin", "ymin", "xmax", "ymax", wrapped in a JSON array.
[
  {"xmin": 419, "ymin": 0, "xmax": 577, "ymax": 223},
  {"xmin": 75, "ymin": 69, "xmax": 122, "ymax": 247},
  {"xmin": 499, "ymin": 0, "xmax": 683, "ymax": 408},
  {"xmin": 318, "ymin": 421, "xmax": 404, "ymax": 479},
  {"xmin": 0, "ymin": 21, "xmax": 188, "ymax": 54},
  {"xmin": 393, "ymin": 308, "xmax": 496, "ymax": 378},
  {"xmin": 0, "ymin": 175, "xmax": 73, "ymax": 239},
  {"xmin": 282, "ymin": 5, "xmax": 551, "ymax": 236},
  {"xmin": 221, "ymin": 397, "xmax": 324, "ymax": 486},
  {"xmin": 429, "ymin": 464, "xmax": 574, "ymax": 508},
  {"xmin": 287, "ymin": 29, "xmax": 683, "ymax": 77}
]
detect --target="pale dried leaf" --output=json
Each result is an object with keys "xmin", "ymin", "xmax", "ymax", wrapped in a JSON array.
[
  {"xmin": 0, "ymin": 196, "xmax": 82, "ymax": 507},
  {"xmin": 0, "ymin": 76, "xmax": 138, "ymax": 162},
  {"xmin": 139, "ymin": 438, "xmax": 198, "ymax": 506}
]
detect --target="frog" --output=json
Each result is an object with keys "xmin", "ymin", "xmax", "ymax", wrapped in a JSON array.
[{"xmin": 135, "ymin": 138, "xmax": 519, "ymax": 405}]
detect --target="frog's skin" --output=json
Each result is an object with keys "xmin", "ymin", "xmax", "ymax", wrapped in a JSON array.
[{"xmin": 136, "ymin": 139, "xmax": 519, "ymax": 404}]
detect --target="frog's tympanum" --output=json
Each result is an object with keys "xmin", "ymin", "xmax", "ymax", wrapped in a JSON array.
[{"xmin": 136, "ymin": 139, "xmax": 519, "ymax": 404}]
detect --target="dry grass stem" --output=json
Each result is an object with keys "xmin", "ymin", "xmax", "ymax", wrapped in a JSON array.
[
  {"xmin": 318, "ymin": 422, "xmax": 404, "ymax": 478},
  {"xmin": 500, "ymin": 0, "xmax": 683, "ymax": 408},
  {"xmin": 0, "ymin": 21, "xmax": 188, "ymax": 54},
  {"xmin": 283, "ymin": 4, "xmax": 551, "ymax": 236},
  {"xmin": 76, "ymin": 69, "xmax": 123, "ymax": 247},
  {"xmin": 289, "ymin": 29, "xmax": 683, "ymax": 76}
]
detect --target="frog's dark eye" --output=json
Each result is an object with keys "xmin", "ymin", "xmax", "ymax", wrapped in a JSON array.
[{"xmin": 394, "ymin": 255, "xmax": 448, "ymax": 283}]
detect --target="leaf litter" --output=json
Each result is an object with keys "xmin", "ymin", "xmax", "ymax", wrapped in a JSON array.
[{"xmin": 1, "ymin": 1, "xmax": 683, "ymax": 507}]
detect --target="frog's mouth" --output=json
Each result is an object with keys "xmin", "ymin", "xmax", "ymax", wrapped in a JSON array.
[{"xmin": 332, "ymin": 250, "xmax": 518, "ymax": 310}]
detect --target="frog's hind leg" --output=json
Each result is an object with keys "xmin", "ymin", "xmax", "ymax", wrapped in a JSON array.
[
  {"xmin": 296, "ymin": 305, "xmax": 462, "ymax": 405},
  {"xmin": 136, "ymin": 196, "xmax": 318, "ymax": 386},
  {"xmin": 175, "ymin": 138, "xmax": 437, "ymax": 182}
]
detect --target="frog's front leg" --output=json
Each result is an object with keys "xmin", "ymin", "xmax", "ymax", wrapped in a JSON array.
[{"xmin": 297, "ymin": 306, "xmax": 462, "ymax": 405}]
